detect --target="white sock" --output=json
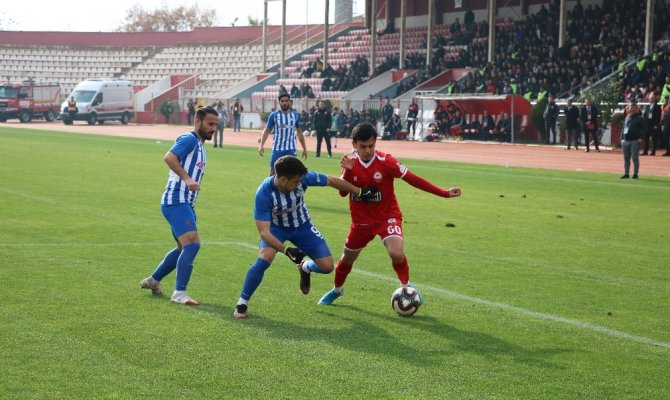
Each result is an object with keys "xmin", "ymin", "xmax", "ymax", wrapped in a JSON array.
[
  {"xmin": 237, "ymin": 298, "xmax": 248, "ymax": 306},
  {"xmin": 301, "ymin": 262, "xmax": 311, "ymax": 274},
  {"xmin": 333, "ymin": 286, "xmax": 343, "ymax": 294}
]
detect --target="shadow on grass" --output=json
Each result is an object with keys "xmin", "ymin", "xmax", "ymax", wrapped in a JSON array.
[{"xmin": 198, "ymin": 301, "xmax": 566, "ymax": 369}]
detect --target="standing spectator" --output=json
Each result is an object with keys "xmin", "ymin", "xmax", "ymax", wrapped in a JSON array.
[
  {"xmin": 382, "ymin": 97, "xmax": 394, "ymax": 126},
  {"xmin": 581, "ymin": 97, "xmax": 600, "ymax": 152},
  {"xmin": 641, "ymin": 93, "xmax": 661, "ymax": 156},
  {"xmin": 406, "ymin": 99, "xmax": 419, "ymax": 140},
  {"xmin": 312, "ymin": 100, "xmax": 333, "ymax": 158},
  {"xmin": 620, "ymin": 100, "xmax": 644, "ymax": 179},
  {"xmin": 464, "ymin": 8, "xmax": 475, "ymax": 28},
  {"xmin": 231, "ymin": 98, "xmax": 244, "ymax": 132},
  {"xmin": 187, "ymin": 98, "xmax": 196, "ymax": 126},
  {"xmin": 662, "ymin": 102, "xmax": 670, "ymax": 156},
  {"xmin": 330, "ymin": 106, "xmax": 340, "ymax": 148},
  {"xmin": 258, "ymin": 94, "xmax": 308, "ymax": 175},
  {"xmin": 214, "ymin": 100, "xmax": 228, "ymax": 148},
  {"xmin": 544, "ymin": 95, "xmax": 559, "ymax": 144},
  {"xmin": 140, "ymin": 106, "xmax": 219, "ymax": 306},
  {"xmin": 564, "ymin": 99, "xmax": 581, "ymax": 150},
  {"xmin": 317, "ymin": 122, "xmax": 461, "ymax": 306},
  {"xmin": 336, "ymin": 108, "xmax": 348, "ymax": 138},
  {"xmin": 232, "ymin": 156, "xmax": 371, "ymax": 319}
]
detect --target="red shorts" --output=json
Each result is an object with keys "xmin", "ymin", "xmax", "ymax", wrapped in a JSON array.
[{"xmin": 344, "ymin": 218, "xmax": 404, "ymax": 251}]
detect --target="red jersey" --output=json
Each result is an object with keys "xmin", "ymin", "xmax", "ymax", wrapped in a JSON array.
[{"xmin": 342, "ymin": 151, "xmax": 408, "ymax": 225}]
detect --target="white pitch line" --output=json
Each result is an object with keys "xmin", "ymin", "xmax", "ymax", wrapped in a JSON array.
[
  {"xmin": 4, "ymin": 241, "xmax": 668, "ymax": 349},
  {"xmin": 354, "ymin": 269, "xmax": 670, "ymax": 350}
]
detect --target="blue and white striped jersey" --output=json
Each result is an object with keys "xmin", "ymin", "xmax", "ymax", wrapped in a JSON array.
[
  {"xmin": 254, "ymin": 171, "xmax": 327, "ymax": 228},
  {"xmin": 161, "ymin": 132, "xmax": 206, "ymax": 206},
  {"xmin": 266, "ymin": 109, "xmax": 301, "ymax": 152}
]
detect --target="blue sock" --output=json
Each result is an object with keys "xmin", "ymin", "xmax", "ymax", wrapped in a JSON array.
[
  {"xmin": 152, "ymin": 247, "xmax": 181, "ymax": 281},
  {"xmin": 240, "ymin": 258, "xmax": 272, "ymax": 301},
  {"xmin": 303, "ymin": 259, "xmax": 325, "ymax": 273},
  {"xmin": 175, "ymin": 243, "xmax": 200, "ymax": 291}
]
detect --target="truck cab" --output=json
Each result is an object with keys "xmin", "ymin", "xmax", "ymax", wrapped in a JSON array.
[{"xmin": 0, "ymin": 82, "xmax": 60, "ymax": 123}]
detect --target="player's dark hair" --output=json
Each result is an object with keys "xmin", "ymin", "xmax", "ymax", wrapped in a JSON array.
[
  {"xmin": 351, "ymin": 122, "xmax": 377, "ymax": 142},
  {"xmin": 278, "ymin": 93, "xmax": 291, "ymax": 101},
  {"xmin": 274, "ymin": 156, "xmax": 308, "ymax": 178},
  {"xmin": 196, "ymin": 105, "xmax": 219, "ymax": 119}
]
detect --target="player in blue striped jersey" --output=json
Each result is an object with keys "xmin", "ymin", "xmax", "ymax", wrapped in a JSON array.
[
  {"xmin": 233, "ymin": 156, "xmax": 373, "ymax": 319},
  {"xmin": 141, "ymin": 106, "xmax": 219, "ymax": 306},
  {"xmin": 258, "ymin": 93, "xmax": 308, "ymax": 175}
]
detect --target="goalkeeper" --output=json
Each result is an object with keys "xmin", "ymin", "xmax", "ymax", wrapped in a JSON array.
[{"xmin": 233, "ymin": 155, "xmax": 376, "ymax": 318}]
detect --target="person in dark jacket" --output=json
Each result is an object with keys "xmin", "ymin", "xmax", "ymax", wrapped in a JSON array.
[
  {"xmin": 543, "ymin": 95, "xmax": 559, "ymax": 144},
  {"xmin": 663, "ymin": 105, "xmax": 670, "ymax": 156},
  {"xmin": 641, "ymin": 93, "xmax": 662, "ymax": 155},
  {"xmin": 564, "ymin": 99, "xmax": 581, "ymax": 150},
  {"xmin": 384, "ymin": 113, "xmax": 403, "ymax": 140},
  {"xmin": 620, "ymin": 100, "xmax": 645, "ymax": 179},
  {"xmin": 336, "ymin": 109, "xmax": 348, "ymax": 138},
  {"xmin": 312, "ymin": 100, "xmax": 333, "ymax": 157},
  {"xmin": 381, "ymin": 97, "xmax": 394, "ymax": 126},
  {"xmin": 406, "ymin": 99, "xmax": 419, "ymax": 140},
  {"xmin": 581, "ymin": 97, "xmax": 600, "ymax": 152}
]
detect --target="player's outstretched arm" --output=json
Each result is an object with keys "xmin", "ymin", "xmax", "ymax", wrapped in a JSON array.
[
  {"xmin": 402, "ymin": 170, "xmax": 461, "ymax": 198},
  {"xmin": 327, "ymin": 175, "xmax": 362, "ymax": 197}
]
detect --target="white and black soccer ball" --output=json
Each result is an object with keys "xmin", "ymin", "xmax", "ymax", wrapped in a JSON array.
[{"xmin": 391, "ymin": 286, "xmax": 422, "ymax": 316}]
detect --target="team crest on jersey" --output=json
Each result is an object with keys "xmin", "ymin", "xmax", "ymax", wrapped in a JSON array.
[
  {"xmin": 196, "ymin": 161, "xmax": 204, "ymax": 169},
  {"xmin": 373, "ymin": 171, "xmax": 383, "ymax": 182},
  {"xmin": 388, "ymin": 218, "xmax": 397, "ymax": 224}
]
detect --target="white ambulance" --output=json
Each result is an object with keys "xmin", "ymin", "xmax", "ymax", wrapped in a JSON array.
[{"xmin": 61, "ymin": 79, "xmax": 135, "ymax": 125}]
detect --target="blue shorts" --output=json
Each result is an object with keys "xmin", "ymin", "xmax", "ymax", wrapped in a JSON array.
[
  {"xmin": 161, "ymin": 203, "xmax": 197, "ymax": 240},
  {"xmin": 270, "ymin": 149, "xmax": 297, "ymax": 169},
  {"xmin": 260, "ymin": 222, "xmax": 331, "ymax": 260}
]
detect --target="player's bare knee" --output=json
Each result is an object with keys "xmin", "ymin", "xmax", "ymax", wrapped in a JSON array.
[
  {"xmin": 258, "ymin": 247, "xmax": 277, "ymax": 263},
  {"xmin": 389, "ymin": 251, "xmax": 405, "ymax": 264}
]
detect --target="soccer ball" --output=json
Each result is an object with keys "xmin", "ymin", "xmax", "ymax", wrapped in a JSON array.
[{"xmin": 391, "ymin": 286, "xmax": 422, "ymax": 316}]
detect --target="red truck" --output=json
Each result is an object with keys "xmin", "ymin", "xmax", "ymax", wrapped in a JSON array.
[{"xmin": 0, "ymin": 81, "xmax": 61, "ymax": 123}]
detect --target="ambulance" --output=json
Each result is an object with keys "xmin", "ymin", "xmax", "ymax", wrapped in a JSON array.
[{"xmin": 61, "ymin": 79, "xmax": 135, "ymax": 125}]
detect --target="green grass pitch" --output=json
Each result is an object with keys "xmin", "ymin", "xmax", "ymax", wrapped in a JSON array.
[{"xmin": 1, "ymin": 127, "xmax": 668, "ymax": 399}]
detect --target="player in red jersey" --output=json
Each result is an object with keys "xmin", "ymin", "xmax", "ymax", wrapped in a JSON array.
[{"xmin": 318, "ymin": 122, "xmax": 461, "ymax": 305}]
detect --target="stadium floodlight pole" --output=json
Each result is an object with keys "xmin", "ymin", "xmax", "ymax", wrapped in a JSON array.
[
  {"xmin": 262, "ymin": 0, "xmax": 268, "ymax": 72},
  {"xmin": 280, "ymin": 0, "xmax": 286, "ymax": 79},
  {"xmin": 558, "ymin": 0, "xmax": 567, "ymax": 48},
  {"xmin": 487, "ymin": 0, "xmax": 495, "ymax": 63},
  {"xmin": 645, "ymin": 0, "xmax": 654, "ymax": 56},
  {"xmin": 426, "ymin": 0, "xmax": 433, "ymax": 67},
  {"xmin": 399, "ymin": 0, "xmax": 406, "ymax": 70},
  {"xmin": 324, "ymin": 0, "xmax": 329, "ymax": 68},
  {"xmin": 370, "ymin": 0, "xmax": 377, "ymax": 76}
]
